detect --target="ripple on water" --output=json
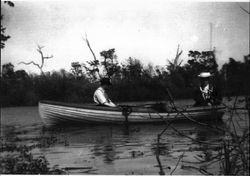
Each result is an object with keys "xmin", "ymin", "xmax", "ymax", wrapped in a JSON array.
[{"xmin": 1, "ymin": 104, "xmax": 249, "ymax": 175}]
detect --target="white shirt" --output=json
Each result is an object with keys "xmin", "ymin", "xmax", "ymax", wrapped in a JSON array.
[
  {"xmin": 200, "ymin": 84, "xmax": 213, "ymax": 100},
  {"xmin": 93, "ymin": 87, "xmax": 116, "ymax": 107}
]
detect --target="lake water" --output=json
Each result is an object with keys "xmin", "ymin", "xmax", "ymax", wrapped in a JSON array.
[{"xmin": 1, "ymin": 98, "xmax": 249, "ymax": 175}]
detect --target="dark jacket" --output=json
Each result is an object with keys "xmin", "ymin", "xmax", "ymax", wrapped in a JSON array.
[{"xmin": 193, "ymin": 84, "xmax": 222, "ymax": 106}]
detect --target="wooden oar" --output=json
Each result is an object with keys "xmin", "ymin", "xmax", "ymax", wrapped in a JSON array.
[{"xmin": 119, "ymin": 105, "xmax": 132, "ymax": 125}]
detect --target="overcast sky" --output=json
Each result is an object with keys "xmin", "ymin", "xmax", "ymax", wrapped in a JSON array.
[{"xmin": 1, "ymin": 0, "xmax": 249, "ymax": 74}]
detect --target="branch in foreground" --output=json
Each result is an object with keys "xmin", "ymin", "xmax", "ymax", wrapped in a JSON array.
[{"xmin": 170, "ymin": 151, "xmax": 185, "ymax": 175}]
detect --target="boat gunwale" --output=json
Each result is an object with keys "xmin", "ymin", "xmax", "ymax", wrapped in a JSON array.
[{"xmin": 39, "ymin": 100, "xmax": 226, "ymax": 113}]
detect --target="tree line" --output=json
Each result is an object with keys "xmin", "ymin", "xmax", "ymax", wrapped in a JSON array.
[
  {"xmin": 1, "ymin": 1, "xmax": 249, "ymax": 107},
  {"xmin": 1, "ymin": 47, "xmax": 249, "ymax": 107}
]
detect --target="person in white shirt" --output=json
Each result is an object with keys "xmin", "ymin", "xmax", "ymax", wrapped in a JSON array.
[{"xmin": 93, "ymin": 78, "xmax": 117, "ymax": 107}]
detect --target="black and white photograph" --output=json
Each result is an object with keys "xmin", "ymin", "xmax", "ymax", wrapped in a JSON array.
[{"xmin": 1, "ymin": 0, "xmax": 249, "ymax": 175}]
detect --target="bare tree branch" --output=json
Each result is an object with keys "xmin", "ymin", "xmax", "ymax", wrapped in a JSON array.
[
  {"xmin": 18, "ymin": 61, "xmax": 43, "ymax": 73},
  {"xmin": 174, "ymin": 44, "xmax": 183, "ymax": 66},
  {"xmin": 43, "ymin": 56, "xmax": 53, "ymax": 59},
  {"xmin": 167, "ymin": 44, "xmax": 183, "ymax": 72},
  {"xmin": 18, "ymin": 45, "xmax": 53, "ymax": 74},
  {"xmin": 170, "ymin": 151, "xmax": 185, "ymax": 175},
  {"xmin": 83, "ymin": 33, "xmax": 97, "ymax": 62},
  {"xmin": 18, "ymin": 61, "xmax": 41, "ymax": 69},
  {"xmin": 156, "ymin": 134, "xmax": 166, "ymax": 175},
  {"xmin": 82, "ymin": 33, "xmax": 101, "ymax": 79},
  {"xmin": 239, "ymin": 5, "xmax": 250, "ymax": 14}
]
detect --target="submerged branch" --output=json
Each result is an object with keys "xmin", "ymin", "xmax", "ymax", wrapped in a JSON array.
[
  {"xmin": 156, "ymin": 134, "xmax": 166, "ymax": 175},
  {"xmin": 170, "ymin": 151, "xmax": 185, "ymax": 175}
]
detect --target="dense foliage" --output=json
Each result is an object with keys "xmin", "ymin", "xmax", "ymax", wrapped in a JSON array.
[
  {"xmin": 1, "ymin": 1, "xmax": 14, "ymax": 49},
  {"xmin": 1, "ymin": 49, "xmax": 249, "ymax": 107},
  {"xmin": 0, "ymin": 141, "xmax": 65, "ymax": 174}
]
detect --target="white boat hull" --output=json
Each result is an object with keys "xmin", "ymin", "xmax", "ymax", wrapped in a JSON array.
[{"xmin": 39, "ymin": 101, "xmax": 225, "ymax": 125}]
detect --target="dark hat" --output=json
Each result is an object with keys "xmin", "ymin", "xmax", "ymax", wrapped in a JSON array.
[{"xmin": 100, "ymin": 78, "xmax": 112, "ymax": 86}]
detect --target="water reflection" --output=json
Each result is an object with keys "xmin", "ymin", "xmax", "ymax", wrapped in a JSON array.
[{"xmin": 2, "ymin": 105, "xmax": 248, "ymax": 174}]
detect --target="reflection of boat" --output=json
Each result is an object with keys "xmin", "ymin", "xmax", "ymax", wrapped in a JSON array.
[{"xmin": 39, "ymin": 100, "xmax": 226, "ymax": 125}]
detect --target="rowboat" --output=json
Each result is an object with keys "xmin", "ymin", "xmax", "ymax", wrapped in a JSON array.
[{"xmin": 39, "ymin": 100, "xmax": 226, "ymax": 125}]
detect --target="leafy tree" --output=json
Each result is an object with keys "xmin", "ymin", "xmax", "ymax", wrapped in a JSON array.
[
  {"xmin": 82, "ymin": 35, "xmax": 121, "ymax": 81},
  {"xmin": 122, "ymin": 57, "xmax": 143, "ymax": 80},
  {"xmin": 15, "ymin": 70, "xmax": 29, "ymax": 80},
  {"xmin": 186, "ymin": 50, "xmax": 218, "ymax": 74},
  {"xmin": 220, "ymin": 56, "xmax": 249, "ymax": 95},
  {"xmin": 1, "ymin": 1, "xmax": 14, "ymax": 49},
  {"xmin": 82, "ymin": 60, "xmax": 100, "ymax": 81},
  {"xmin": 179, "ymin": 50, "xmax": 219, "ymax": 88},
  {"xmin": 83, "ymin": 48, "xmax": 121, "ymax": 81},
  {"xmin": 71, "ymin": 62, "xmax": 83, "ymax": 79},
  {"xmin": 155, "ymin": 65, "xmax": 168, "ymax": 80},
  {"xmin": 100, "ymin": 48, "xmax": 120, "ymax": 78},
  {"xmin": 142, "ymin": 63, "xmax": 154, "ymax": 79},
  {"xmin": 2, "ymin": 62, "xmax": 15, "ymax": 78}
]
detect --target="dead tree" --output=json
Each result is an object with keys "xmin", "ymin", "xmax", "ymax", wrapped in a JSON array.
[
  {"xmin": 18, "ymin": 45, "xmax": 53, "ymax": 74},
  {"xmin": 167, "ymin": 44, "xmax": 183, "ymax": 72},
  {"xmin": 83, "ymin": 33, "xmax": 97, "ymax": 62},
  {"xmin": 173, "ymin": 44, "xmax": 183, "ymax": 66},
  {"xmin": 82, "ymin": 33, "xmax": 101, "ymax": 80}
]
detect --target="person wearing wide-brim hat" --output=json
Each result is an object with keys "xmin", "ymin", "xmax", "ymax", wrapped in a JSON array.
[
  {"xmin": 194, "ymin": 72, "xmax": 221, "ymax": 106},
  {"xmin": 93, "ymin": 77, "xmax": 117, "ymax": 107},
  {"xmin": 198, "ymin": 72, "xmax": 213, "ymax": 78}
]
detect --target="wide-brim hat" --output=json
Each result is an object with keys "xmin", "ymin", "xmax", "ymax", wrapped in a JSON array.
[
  {"xmin": 100, "ymin": 77, "xmax": 112, "ymax": 85},
  {"xmin": 198, "ymin": 72, "xmax": 213, "ymax": 78}
]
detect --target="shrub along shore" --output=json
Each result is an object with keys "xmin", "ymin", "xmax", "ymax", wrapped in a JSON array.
[{"xmin": 1, "ymin": 52, "xmax": 249, "ymax": 107}]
